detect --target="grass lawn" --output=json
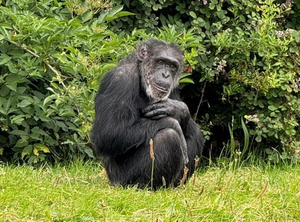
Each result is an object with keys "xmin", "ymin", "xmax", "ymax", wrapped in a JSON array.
[{"xmin": 0, "ymin": 160, "xmax": 299, "ymax": 221}]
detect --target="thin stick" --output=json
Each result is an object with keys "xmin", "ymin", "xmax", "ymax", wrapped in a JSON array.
[
  {"xmin": 149, "ymin": 139, "xmax": 155, "ymax": 190},
  {"xmin": 192, "ymin": 156, "xmax": 200, "ymax": 186},
  {"xmin": 194, "ymin": 80, "xmax": 207, "ymax": 121},
  {"xmin": 180, "ymin": 166, "xmax": 189, "ymax": 186},
  {"xmin": 192, "ymin": 173, "xmax": 196, "ymax": 185},
  {"xmin": 194, "ymin": 155, "xmax": 200, "ymax": 169},
  {"xmin": 229, "ymin": 200, "xmax": 234, "ymax": 213},
  {"xmin": 149, "ymin": 139, "xmax": 155, "ymax": 221},
  {"xmin": 256, "ymin": 180, "xmax": 268, "ymax": 199},
  {"xmin": 199, "ymin": 186, "xmax": 204, "ymax": 195}
]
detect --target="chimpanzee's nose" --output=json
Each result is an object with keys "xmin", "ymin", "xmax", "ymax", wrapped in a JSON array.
[{"xmin": 162, "ymin": 72, "xmax": 170, "ymax": 78}]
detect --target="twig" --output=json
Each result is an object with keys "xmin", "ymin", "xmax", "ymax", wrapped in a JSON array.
[
  {"xmin": 192, "ymin": 173, "xmax": 196, "ymax": 185},
  {"xmin": 229, "ymin": 200, "xmax": 234, "ymax": 214},
  {"xmin": 149, "ymin": 139, "xmax": 156, "ymax": 221},
  {"xmin": 149, "ymin": 139, "xmax": 155, "ymax": 190},
  {"xmin": 149, "ymin": 139, "xmax": 154, "ymax": 159},
  {"xmin": 194, "ymin": 80, "xmax": 207, "ymax": 121},
  {"xmin": 199, "ymin": 186, "xmax": 204, "ymax": 195},
  {"xmin": 180, "ymin": 166, "xmax": 189, "ymax": 186},
  {"xmin": 6, "ymin": 39, "xmax": 66, "ymax": 88},
  {"xmin": 194, "ymin": 155, "xmax": 200, "ymax": 169},
  {"xmin": 256, "ymin": 180, "xmax": 268, "ymax": 199}
]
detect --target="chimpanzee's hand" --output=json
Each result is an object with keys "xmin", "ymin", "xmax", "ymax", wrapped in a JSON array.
[{"xmin": 142, "ymin": 99, "xmax": 190, "ymax": 124}]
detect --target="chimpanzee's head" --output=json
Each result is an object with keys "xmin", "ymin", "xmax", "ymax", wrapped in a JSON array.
[{"xmin": 137, "ymin": 39, "xmax": 184, "ymax": 101}]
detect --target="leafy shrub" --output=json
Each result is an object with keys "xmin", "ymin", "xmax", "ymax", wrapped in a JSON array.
[
  {"xmin": 0, "ymin": 0, "xmax": 141, "ymax": 163},
  {"xmin": 0, "ymin": 0, "xmax": 205, "ymax": 163},
  {"xmin": 1, "ymin": 0, "xmax": 299, "ymax": 163},
  {"xmin": 111, "ymin": 0, "xmax": 300, "ymax": 159},
  {"xmin": 212, "ymin": 0, "xmax": 300, "ymax": 158}
]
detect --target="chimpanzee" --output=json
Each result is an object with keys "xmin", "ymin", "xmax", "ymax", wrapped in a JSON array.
[{"xmin": 92, "ymin": 39, "xmax": 204, "ymax": 189}]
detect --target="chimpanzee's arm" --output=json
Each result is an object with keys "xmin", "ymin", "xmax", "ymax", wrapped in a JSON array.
[
  {"xmin": 92, "ymin": 68, "xmax": 186, "ymax": 157},
  {"xmin": 142, "ymin": 99, "xmax": 191, "ymax": 133}
]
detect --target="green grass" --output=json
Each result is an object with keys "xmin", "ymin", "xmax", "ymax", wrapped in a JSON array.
[{"xmin": 0, "ymin": 160, "xmax": 300, "ymax": 221}]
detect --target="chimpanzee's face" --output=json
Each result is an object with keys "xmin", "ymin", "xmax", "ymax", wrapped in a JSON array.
[
  {"xmin": 145, "ymin": 55, "xmax": 179, "ymax": 100},
  {"xmin": 138, "ymin": 41, "xmax": 183, "ymax": 101}
]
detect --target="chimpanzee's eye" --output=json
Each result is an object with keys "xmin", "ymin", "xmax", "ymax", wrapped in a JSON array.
[
  {"xmin": 157, "ymin": 60, "xmax": 164, "ymax": 64},
  {"xmin": 170, "ymin": 64, "xmax": 177, "ymax": 70}
]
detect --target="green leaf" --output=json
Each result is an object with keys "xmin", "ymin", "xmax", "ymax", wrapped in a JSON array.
[
  {"xmin": 84, "ymin": 148, "xmax": 94, "ymax": 158},
  {"xmin": 15, "ymin": 138, "xmax": 29, "ymax": 148},
  {"xmin": 189, "ymin": 11, "xmax": 197, "ymax": 19},
  {"xmin": 107, "ymin": 5, "xmax": 124, "ymax": 17},
  {"xmin": 1, "ymin": 97, "xmax": 12, "ymax": 114},
  {"xmin": 180, "ymin": 73, "xmax": 192, "ymax": 79},
  {"xmin": 179, "ymin": 78, "xmax": 194, "ymax": 84},
  {"xmin": 106, "ymin": 11, "xmax": 134, "ymax": 22},
  {"xmin": 228, "ymin": 123, "xmax": 235, "ymax": 155},
  {"xmin": 268, "ymin": 105, "xmax": 277, "ymax": 111},
  {"xmin": 241, "ymin": 117, "xmax": 250, "ymax": 157},
  {"xmin": 0, "ymin": 26, "xmax": 11, "ymax": 40},
  {"xmin": 10, "ymin": 115, "xmax": 26, "ymax": 125},
  {"xmin": 33, "ymin": 143, "xmax": 50, "ymax": 156},
  {"xmin": 60, "ymin": 108, "xmax": 75, "ymax": 117},
  {"xmin": 18, "ymin": 99, "xmax": 32, "ymax": 108},
  {"xmin": 31, "ymin": 127, "xmax": 49, "ymax": 137},
  {"xmin": 43, "ymin": 94, "xmax": 57, "ymax": 106},
  {"xmin": 255, "ymin": 135, "xmax": 262, "ymax": 142},
  {"xmin": 0, "ymin": 53, "xmax": 11, "ymax": 65},
  {"xmin": 5, "ymin": 75, "xmax": 22, "ymax": 91},
  {"xmin": 81, "ymin": 10, "xmax": 94, "ymax": 23},
  {"xmin": 21, "ymin": 145, "xmax": 33, "ymax": 159},
  {"xmin": 10, "ymin": 130, "xmax": 28, "ymax": 136}
]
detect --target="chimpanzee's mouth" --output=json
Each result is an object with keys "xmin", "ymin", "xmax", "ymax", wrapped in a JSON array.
[{"xmin": 152, "ymin": 83, "xmax": 169, "ymax": 93}]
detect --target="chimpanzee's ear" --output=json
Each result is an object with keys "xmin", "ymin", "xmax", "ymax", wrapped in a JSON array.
[{"xmin": 137, "ymin": 43, "xmax": 149, "ymax": 61}]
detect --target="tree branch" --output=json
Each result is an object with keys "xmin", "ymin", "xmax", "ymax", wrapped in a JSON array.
[
  {"xmin": 7, "ymin": 39, "xmax": 66, "ymax": 88},
  {"xmin": 194, "ymin": 80, "xmax": 207, "ymax": 121}
]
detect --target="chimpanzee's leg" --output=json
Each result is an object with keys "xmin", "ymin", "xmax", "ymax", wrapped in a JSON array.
[
  {"xmin": 174, "ymin": 120, "xmax": 204, "ymax": 185},
  {"xmin": 105, "ymin": 128, "xmax": 184, "ymax": 189}
]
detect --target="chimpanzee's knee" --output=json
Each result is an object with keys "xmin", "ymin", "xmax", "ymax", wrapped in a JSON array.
[{"xmin": 151, "ymin": 128, "xmax": 184, "ymax": 187}]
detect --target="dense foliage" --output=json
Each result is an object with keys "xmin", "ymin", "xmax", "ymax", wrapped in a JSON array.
[
  {"xmin": 112, "ymin": 0, "xmax": 300, "ymax": 161},
  {"xmin": 0, "ymin": 0, "xmax": 141, "ymax": 163},
  {"xmin": 0, "ymin": 0, "xmax": 299, "ymax": 163}
]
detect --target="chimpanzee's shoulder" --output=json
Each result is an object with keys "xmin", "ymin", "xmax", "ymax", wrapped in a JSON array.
[
  {"xmin": 118, "ymin": 52, "xmax": 138, "ymax": 66},
  {"xmin": 102, "ymin": 54, "xmax": 139, "ymax": 83},
  {"xmin": 113, "ymin": 54, "xmax": 139, "ymax": 76}
]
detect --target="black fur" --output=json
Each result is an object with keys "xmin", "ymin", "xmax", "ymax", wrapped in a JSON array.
[{"xmin": 92, "ymin": 39, "xmax": 204, "ymax": 189}]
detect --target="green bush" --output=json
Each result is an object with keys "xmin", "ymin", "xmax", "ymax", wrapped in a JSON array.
[
  {"xmin": 212, "ymin": 0, "xmax": 300, "ymax": 159},
  {"xmin": 0, "ymin": 0, "xmax": 142, "ymax": 163},
  {"xmin": 111, "ymin": 0, "xmax": 300, "ymax": 159},
  {"xmin": 0, "ymin": 0, "xmax": 205, "ymax": 163},
  {"xmin": 1, "ymin": 0, "xmax": 299, "ymax": 163}
]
